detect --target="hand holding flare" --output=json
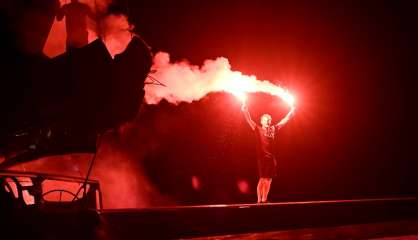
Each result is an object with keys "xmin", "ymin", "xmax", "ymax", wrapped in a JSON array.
[
  {"xmin": 241, "ymin": 94, "xmax": 248, "ymax": 112},
  {"xmin": 239, "ymin": 92, "xmax": 247, "ymax": 104}
]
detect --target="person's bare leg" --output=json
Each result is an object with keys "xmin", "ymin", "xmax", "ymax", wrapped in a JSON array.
[
  {"xmin": 261, "ymin": 178, "xmax": 272, "ymax": 203},
  {"xmin": 258, "ymin": 178, "xmax": 266, "ymax": 203},
  {"xmin": 257, "ymin": 179, "xmax": 263, "ymax": 203}
]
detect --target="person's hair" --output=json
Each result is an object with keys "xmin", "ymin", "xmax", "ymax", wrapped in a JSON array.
[{"xmin": 261, "ymin": 114, "xmax": 271, "ymax": 120}]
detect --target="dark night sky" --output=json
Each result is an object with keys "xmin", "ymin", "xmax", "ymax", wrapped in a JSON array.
[{"xmin": 124, "ymin": 0, "xmax": 418, "ymax": 203}]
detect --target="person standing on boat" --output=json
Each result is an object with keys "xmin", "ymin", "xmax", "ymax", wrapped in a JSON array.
[{"xmin": 242, "ymin": 100, "xmax": 295, "ymax": 203}]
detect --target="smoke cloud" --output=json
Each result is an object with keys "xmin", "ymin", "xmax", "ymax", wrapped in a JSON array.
[
  {"xmin": 100, "ymin": 14, "xmax": 133, "ymax": 58},
  {"xmin": 145, "ymin": 52, "xmax": 295, "ymax": 105},
  {"xmin": 7, "ymin": 128, "xmax": 171, "ymax": 209}
]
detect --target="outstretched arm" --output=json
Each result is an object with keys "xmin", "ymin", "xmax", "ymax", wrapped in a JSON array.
[
  {"xmin": 242, "ymin": 102, "xmax": 256, "ymax": 130},
  {"xmin": 275, "ymin": 106, "xmax": 295, "ymax": 129}
]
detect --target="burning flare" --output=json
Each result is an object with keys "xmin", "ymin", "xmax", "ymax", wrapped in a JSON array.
[{"xmin": 145, "ymin": 52, "xmax": 295, "ymax": 107}]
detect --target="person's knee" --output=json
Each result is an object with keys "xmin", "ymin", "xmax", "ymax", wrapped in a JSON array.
[{"xmin": 260, "ymin": 178, "xmax": 271, "ymax": 184}]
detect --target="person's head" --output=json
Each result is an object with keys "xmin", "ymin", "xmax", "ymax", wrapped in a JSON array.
[{"xmin": 260, "ymin": 114, "xmax": 272, "ymax": 127}]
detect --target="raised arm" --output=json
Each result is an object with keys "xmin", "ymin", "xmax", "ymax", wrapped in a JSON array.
[
  {"xmin": 275, "ymin": 106, "xmax": 295, "ymax": 129},
  {"xmin": 241, "ymin": 102, "xmax": 256, "ymax": 130}
]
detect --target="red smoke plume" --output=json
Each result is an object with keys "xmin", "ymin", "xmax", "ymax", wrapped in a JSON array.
[
  {"xmin": 146, "ymin": 52, "xmax": 295, "ymax": 106},
  {"xmin": 100, "ymin": 14, "xmax": 134, "ymax": 58}
]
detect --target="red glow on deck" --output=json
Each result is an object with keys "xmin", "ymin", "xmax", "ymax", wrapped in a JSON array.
[{"xmin": 7, "ymin": 134, "xmax": 170, "ymax": 209}]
